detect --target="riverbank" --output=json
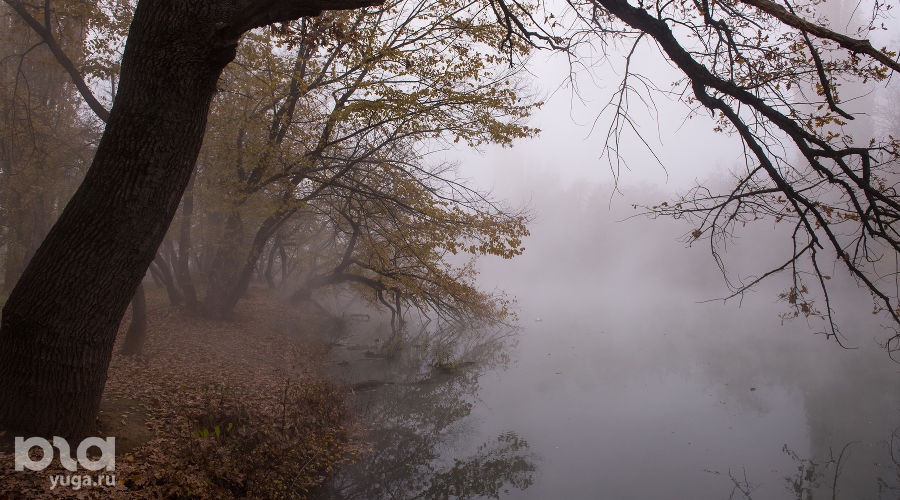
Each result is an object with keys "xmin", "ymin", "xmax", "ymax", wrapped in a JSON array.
[{"xmin": 0, "ymin": 287, "xmax": 359, "ymax": 499}]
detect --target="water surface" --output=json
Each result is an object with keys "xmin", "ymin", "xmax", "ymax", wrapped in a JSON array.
[{"xmin": 316, "ymin": 182, "xmax": 900, "ymax": 499}]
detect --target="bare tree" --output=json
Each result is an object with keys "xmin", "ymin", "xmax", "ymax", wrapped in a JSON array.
[{"xmin": 493, "ymin": 0, "xmax": 900, "ymax": 356}]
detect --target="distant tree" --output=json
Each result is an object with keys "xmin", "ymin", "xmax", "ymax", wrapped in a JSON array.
[
  {"xmin": 0, "ymin": 0, "xmax": 380, "ymax": 438},
  {"xmin": 0, "ymin": 2, "xmax": 96, "ymax": 293}
]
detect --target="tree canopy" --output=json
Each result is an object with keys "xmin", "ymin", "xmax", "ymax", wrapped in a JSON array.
[{"xmin": 189, "ymin": 0, "xmax": 537, "ymax": 321}]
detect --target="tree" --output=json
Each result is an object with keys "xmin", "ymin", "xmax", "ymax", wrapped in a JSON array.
[
  {"xmin": 0, "ymin": 2, "xmax": 96, "ymax": 294},
  {"xmin": 289, "ymin": 157, "xmax": 527, "ymax": 332},
  {"xmin": 0, "ymin": 0, "xmax": 381, "ymax": 438},
  {"xmin": 1, "ymin": 0, "xmax": 159, "ymax": 360},
  {"xmin": 490, "ymin": 0, "xmax": 900, "ymax": 355},
  {"xmin": 188, "ymin": 2, "xmax": 538, "ymax": 319},
  {"xmin": 4, "ymin": 0, "xmax": 895, "ymax": 441}
]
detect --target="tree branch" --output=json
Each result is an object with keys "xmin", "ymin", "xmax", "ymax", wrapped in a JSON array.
[
  {"xmin": 739, "ymin": 0, "xmax": 900, "ymax": 73},
  {"xmin": 220, "ymin": 0, "xmax": 385, "ymax": 42},
  {"xmin": 3, "ymin": 0, "xmax": 110, "ymax": 122}
]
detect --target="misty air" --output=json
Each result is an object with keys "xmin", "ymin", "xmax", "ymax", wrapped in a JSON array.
[{"xmin": 0, "ymin": 0, "xmax": 898, "ymax": 498}]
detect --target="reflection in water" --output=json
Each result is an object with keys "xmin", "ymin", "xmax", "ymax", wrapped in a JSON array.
[
  {"xmin": 314, "ymin": 319, "xmax": 536, "ymax": 500},
  {"xmin": 786, "ymin": 431, "xmax": 900, "ymax": 499},
  {"xmin": 691, "ymin": 311, "xmax": 900, "ymax": 498},
  {"xmin": 310, "ymin": 176, "xmax": 900, "ymax": 499},
  {"xmin": 451, "ymin": 175, "xmax": 900, "ymax": 499},
  {"xmin": 782, "ymin": 443, "xmax": 856, "ymax": 499},
  {"xmin": 424, "ymin": 432, "xmax": 534, "ymax": 499},
  {"xmin": 717, "ymin": 438, "xmax": 900, "ymax": 500}
]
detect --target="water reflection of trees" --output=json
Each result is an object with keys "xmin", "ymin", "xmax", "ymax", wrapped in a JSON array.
[
  {"xmin": 721, "ymin": 437, "xmax": 900, "ymax": 500},
  {"xmin": 698, "ymin": 335, "xmax": 900, "ymax": 498},
  {"xmin": 315, "ymin": 322, "xmax": 536, "ymax": 500}
]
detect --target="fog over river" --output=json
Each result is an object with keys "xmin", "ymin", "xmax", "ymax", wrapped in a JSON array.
[{"xmin": 316, "ymin": 165, "xmax": 900, "ymax": 499}]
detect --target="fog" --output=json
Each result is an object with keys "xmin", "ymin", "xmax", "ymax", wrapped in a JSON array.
[
  {"xmin": 315, "ymin": 161, "xmax": 900, "ymax": 499},
  {"xmin": 464, "ymin": 166, "xmax": 899, "ymax": 498},
  {"xmin": 2, "ymin": 0, "xmax": 899, "ymax": 497},
  {"xmin": 312, "ymin": 14, "xmax": 900, "ymax": 495}
]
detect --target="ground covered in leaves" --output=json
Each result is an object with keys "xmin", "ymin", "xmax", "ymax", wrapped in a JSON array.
[{"xmin": 0, "ymin": 288, "xmax": 360, "ymax": 499}]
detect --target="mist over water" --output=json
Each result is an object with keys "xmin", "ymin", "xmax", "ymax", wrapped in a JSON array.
[
  {"xmin": 468, "ymin": 168, "xmax": 900, "ymax": 498},
  {"xmin": 321, "ymin": 165, "xmax": 900, "ymax": 499}
]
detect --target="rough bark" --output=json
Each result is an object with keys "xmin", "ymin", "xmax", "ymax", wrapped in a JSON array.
[{"xmin": 0, "ymin": 2, "xmax": 233, "ymax": 438}]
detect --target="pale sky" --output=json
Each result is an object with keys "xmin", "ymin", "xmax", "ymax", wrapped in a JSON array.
[
  {"xmin": 449, "ymin": 0, "xmax": 898, "ymax": 199},
  {"xmin": 449, "ymin": 29, "xmax": 750, "ymax": 196}
]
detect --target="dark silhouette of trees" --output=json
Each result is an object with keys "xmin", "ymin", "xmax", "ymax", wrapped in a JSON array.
[{"xmin": 0, "ymin": 2, "xmax": 96, "ymax": 294}]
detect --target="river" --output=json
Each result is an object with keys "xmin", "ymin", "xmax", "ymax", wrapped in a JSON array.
[{"xmin": 315, "ymin": 179, "xmax": 900, "ymax": 499}]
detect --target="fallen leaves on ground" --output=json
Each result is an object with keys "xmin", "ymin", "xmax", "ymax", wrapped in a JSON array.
[{"xmin": 0, "ymin": 287, "xmax": 360, "ymax": 499}]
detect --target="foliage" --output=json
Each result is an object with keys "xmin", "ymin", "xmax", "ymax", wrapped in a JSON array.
[
  {"xmin": 186, "ymin": 0, "xmax": 540, "ymax": 321},
  {"xmin": 291, "ymin": 160, "xmax": 528, "ymax": 328},
  {"xmin": 0, "ymin": 1, "xmax": 99, "ymax": 290},
  {"xmin": 174, "ymin": 381, "xmax": 351, "ymax": 499},
  {"xmin": 2, "ymin": 0, "xmax": 540, "ymax": 324}
]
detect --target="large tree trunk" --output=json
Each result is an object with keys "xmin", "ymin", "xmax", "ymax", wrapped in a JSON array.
[{"xmin": 0, "ymin": 2, "xmax": 238, "ymax": 438}]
